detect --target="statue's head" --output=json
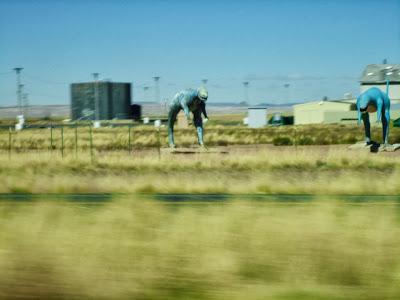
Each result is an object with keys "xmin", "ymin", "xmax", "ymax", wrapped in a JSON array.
[
  {"xmin": 197, "ymin": 87, "xmax": 208, "ymax": 102},
  {"xmin": 359, "ymin": 101, "xmax": 377, "ymax": 113}
]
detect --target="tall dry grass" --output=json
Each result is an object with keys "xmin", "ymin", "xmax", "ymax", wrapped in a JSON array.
[
  {"xmin": 0, "ymin": 147, "xmax": 399, "ymax": 195},
  {"xmin": 0, "ymin": 198, "xmax": 400, "ymax": 299},
  {"xmin": 1, "ymin": 124, "xmax": 399, "ymax": 151}
]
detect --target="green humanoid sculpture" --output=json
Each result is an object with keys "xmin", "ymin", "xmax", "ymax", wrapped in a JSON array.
[{"xmin": 168, "ymin": 87, "xmax": 208, "ymax": 148}]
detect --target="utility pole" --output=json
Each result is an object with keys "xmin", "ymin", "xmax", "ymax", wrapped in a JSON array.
[
  {"xmin": 143, "ymin": 86, "xmax": 150, "ymax": 101},
  {"xmin": 284, "ymin": 83, "xmax": 290, "ymax": 102},
  {"xmin": 243, "ymin": 81, "xmax": 249, "ymax": 104},
  {"xmin": 13, "ymin": 67, "xmax": 23, "ymax": 115},
  {"xmin": 153, "ymin": 76, "xmax": 160, "ymax": 103},
  {"xmin": 92, "ymin": 73, "xmax": 100, "ymax": 120}
]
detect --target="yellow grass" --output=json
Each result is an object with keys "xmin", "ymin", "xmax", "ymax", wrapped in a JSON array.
[{"xmin": 0, "ymin": 146, "xmax": 399, "ymax": 195}]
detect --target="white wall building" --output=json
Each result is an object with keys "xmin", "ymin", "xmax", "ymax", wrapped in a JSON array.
[
  {"xmin": 247, "ymin": 107, "xmax": 267, "ymax": 128},
  {"xmin": 293, "ymin": 100, "xmax": 356, "ymax": 125}
]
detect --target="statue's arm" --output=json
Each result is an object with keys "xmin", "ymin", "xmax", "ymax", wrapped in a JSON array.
[
  {"xmin": 180, "ymin": 97, "xmax": 191, "ymax": 120},
  {"xmin": 356, "ymin": 96, "xmax": 362, "ymax": 125},
  {"xmin": 385, "ymin": 94, "xmax": 390, "ymax": 123},
  {"xmin": 383, "ymin": 98, "xmax": 391, "ymax": 145},
  {"xmin": 376, "ymin": 98, "xmax": 383, "ymax": 122}
]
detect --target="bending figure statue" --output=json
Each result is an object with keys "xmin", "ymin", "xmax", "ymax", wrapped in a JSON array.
[
  {"xmin": 356, "ymin": 86, "xmax": 390, "ymax": 145},
  {"xmin": 168, "ymin": 87, "xmax": 209, "ymax": 148}
]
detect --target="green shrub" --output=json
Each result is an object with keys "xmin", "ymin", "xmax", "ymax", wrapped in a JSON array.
[{"xmin": 273, "ymin": 136, "xmax": 293, "ymax": 146}]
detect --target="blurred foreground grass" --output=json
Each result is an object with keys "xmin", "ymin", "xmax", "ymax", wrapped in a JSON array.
[{"xmin": 1, "ymin": 198, "xmax": 400, "ymax": 299}]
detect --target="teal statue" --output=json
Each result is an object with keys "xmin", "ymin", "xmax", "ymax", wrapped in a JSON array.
[
  {"xmin": 357, "ymin": 87, "xmax": 390, "ymax": 145},
  {"xmin": 168, "ymin": 87, "xmax": 209, "ymax": 148}
]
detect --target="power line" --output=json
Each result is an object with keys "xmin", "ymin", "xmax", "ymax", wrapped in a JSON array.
[
  {"xmin": 23, "ymin": 72, "xmax": 69, "ymax": 85},
  {"xmin": 0, "ymin": 71, "xmax": 13, "ymax": 76}
]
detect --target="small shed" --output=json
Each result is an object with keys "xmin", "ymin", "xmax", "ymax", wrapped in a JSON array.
[{"xmin": 247, "ymin": 107, "xmax": 267, "ymax": 128}]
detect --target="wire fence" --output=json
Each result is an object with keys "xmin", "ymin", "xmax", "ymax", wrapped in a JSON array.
[
  {"xmin": 0, "ymin": 122, "xmax": 388, "ymax": 160},
  {"xmin": 1, "ymin": 123, "xmax": 166, "ymax": 162}
]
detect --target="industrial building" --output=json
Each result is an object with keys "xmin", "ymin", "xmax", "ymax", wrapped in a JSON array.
[
  {"xmin": 70, "ymin": 81, "xmax": 139, "ymax": 120},
  {"xmin": 360, "ymin": 64, "xmax": 400, "ymax": 100}
]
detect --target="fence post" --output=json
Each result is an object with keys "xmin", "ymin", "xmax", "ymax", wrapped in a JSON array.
[
  {"xmin": 50, "ymin": 122, "xmax": 53, "ymax": 153},
  {"xmin": 157, "ymin": 127, "xmax": 161, "ymax": 160},
  {"xmin": 89, "ymin": 124, "xmax": 94, "ymax": 163},
  {"xmin": 128, "ymin": 125, "xmax": 132, "ymax": 154},
  {"xmin": 61, "ymin": 126, "xmax": 64, "ymax": 158},
  {"xmin": 8, "ymin": 126, "xmax": 12, "ymax": 159},
  {"xmin": 75, "ymin": 122, "xmax": 78, "ymax": 158}
]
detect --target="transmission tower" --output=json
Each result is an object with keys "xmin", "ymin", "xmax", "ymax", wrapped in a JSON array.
[{"xmin": 23, "ymin": 92, "xmax": 29, "ymax": 117}]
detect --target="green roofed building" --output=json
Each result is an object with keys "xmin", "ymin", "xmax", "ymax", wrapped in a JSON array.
[
  {"xmin": 70, "ymin": 81, "xmax": 133, "ymax": 120},
  {"xmin": 360, "ymin": 64, "xmax": 400, "ymax": 101}
]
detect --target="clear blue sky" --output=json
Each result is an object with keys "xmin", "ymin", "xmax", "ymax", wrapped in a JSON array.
[{"xmin": 0, "ymin": 0, "xmax": 399, "ymax": 106}]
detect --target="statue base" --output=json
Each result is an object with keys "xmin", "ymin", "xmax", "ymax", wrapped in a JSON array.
[
  {"xmin": 381, "ymin": 144, "xmax": 400, "ymax": 152},
  {"xmin": 348, "ymin": 142, "xmax": 400, "ymax": 152},
  {"xmin": 162, "ymin": 147, "xmax": 228, "ymax": 154}
]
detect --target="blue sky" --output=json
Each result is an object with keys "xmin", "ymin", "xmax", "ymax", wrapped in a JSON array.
[{"xmin": 0, "ymin": 0, "xmax": 399, "ymax": 106}]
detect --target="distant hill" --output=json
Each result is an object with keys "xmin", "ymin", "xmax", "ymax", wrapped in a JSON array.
[
  {"xmin": 137, "ymin": 101, "xmax": 298, "ymax": 107},
  {"xmin": 256, "ymin": 101, "xmax": 304, "ymax": 107}
]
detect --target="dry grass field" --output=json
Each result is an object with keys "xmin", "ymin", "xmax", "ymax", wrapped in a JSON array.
[
  {"xmin": 0, "ymin": 142, "xmax": 399, "ymax": 195},
  {"xmin": 1, "ymin": 122, "xmax": 400, "ymax": 299}
]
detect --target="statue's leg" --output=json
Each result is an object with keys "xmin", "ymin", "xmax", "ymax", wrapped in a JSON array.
[
  {"xmin": 382, "ymin": 108, "xmax": 389, "ymax": 144},
  {"xmin": 168, "ymin": 108, "xmax": 179, "ymax": 147},
  {"xmin": 193, "ymin": 110, "xmax": 204, "ymax": 146},
  {"xmin": 361, "ymin": 112, "xmax": 371, "ymax": 144}
]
